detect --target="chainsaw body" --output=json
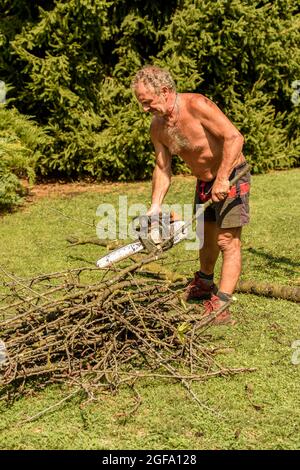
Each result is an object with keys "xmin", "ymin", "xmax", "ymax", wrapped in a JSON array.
[{"xmin": 96, "ymin": 214, "xmax": 188, "ymax": 268}]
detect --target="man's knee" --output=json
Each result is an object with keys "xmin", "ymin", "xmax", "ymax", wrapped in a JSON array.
[{"xmin": 217, "ymin": 228, "xmax": 241, "ymax": 252}]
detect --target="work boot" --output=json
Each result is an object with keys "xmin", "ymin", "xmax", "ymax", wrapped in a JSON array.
[
  {"xmin": 201, "ymin": 294, "xmax": 235, "ymax": 325},
  {"xmin": 185, "ymin": 271, "xmax": 218, "ymax": 301}
]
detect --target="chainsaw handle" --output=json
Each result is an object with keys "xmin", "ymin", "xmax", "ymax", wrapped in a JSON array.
[{"xmin": 202, "ymin": 163, "xmax": 250, "ymax": 211}]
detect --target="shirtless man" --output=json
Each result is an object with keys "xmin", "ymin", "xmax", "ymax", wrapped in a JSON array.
[{"xmin": 132, "ymin": 65, "xmax": 250, "ymax": 324}]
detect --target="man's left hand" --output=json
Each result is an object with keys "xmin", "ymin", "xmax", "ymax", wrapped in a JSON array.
[{"xmin": 211, "ymin": 178, "xmax": 230, "ymax": 202}]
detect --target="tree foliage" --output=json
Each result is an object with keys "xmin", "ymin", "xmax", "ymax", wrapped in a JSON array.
[
  {"xmin": 0, "ymin": 105, "xmax": 50, "ymax": 208},
  {"xmin": 0, "ymin": 0, "xmax": 299, "ymax": 195}
]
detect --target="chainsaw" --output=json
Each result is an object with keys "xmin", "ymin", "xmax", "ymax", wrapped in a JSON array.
[
  {"xmin": 96, "ymin": 164, "xmax": 250, "ymax": 268},
  {"xmin": 96, "ymin": 213, "xmax": 188, "ymax": 268}
]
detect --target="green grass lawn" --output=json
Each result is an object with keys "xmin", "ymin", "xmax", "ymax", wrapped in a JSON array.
[{"xmin": 0, "ymin": 169, "xmax": 299, "ymax": 449}]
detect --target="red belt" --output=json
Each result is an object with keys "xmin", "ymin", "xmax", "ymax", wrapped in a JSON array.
[
  {"xmin": 227, "ymin": 181, "xmax": 250, "ymax": 198},
  {"xmin": 197, "ymin": 181, "xmax": 250, "ymax": 202}
]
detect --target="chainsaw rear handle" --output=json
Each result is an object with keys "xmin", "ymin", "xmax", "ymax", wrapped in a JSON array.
[{"xmin": 201, "ymin": 163, "xmax": 250, "ymax": 212}]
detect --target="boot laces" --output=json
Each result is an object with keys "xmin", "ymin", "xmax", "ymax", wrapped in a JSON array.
[{"xmin": 203, "ymin": 295, "xmax": 221, "ymax": 313}]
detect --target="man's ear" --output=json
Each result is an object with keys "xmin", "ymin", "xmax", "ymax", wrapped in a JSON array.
[{"xmin": 161, "ymin": 86, "xmax": 169, "ymax": 97}]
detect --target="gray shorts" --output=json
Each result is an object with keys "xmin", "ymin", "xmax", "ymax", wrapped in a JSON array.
[{"xmin": 194, "ymin": 162, "xmax": 251, "ymax": 229}]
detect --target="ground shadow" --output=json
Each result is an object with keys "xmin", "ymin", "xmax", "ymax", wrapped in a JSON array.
[{"xmin": 245, "ymin": 247, "xmax": 300, "ymax": 276}]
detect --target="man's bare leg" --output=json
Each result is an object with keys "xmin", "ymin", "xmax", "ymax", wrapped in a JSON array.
[
  {"xmin": 185, "ymin": 221, "xmax": 220, "ymax": 300},
  {"xmin": 217, "ymin": 227, "xmax": 242, "ymax": 295},
  {"xmin": 199, "ymin": 221, "xmax": 220, "ymax": 275},
  {"xmin": 196, "ymin": 226, "xmax": 242, "ymax": 325}
]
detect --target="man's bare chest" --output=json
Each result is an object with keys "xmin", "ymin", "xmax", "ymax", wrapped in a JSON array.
[{"xmin": 160, "ymin": 117, "xmax": 208, "ymax": 155}]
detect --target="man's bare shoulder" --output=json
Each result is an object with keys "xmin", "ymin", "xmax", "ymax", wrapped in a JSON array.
[{"xmin": 181, "ymin": 92, "xmax": 219, "ymax": 115}]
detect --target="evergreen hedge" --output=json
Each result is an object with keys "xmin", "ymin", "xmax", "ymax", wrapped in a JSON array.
[
  {"xmin": 0, "ymin": 0, "xmax": 299, "ymax": 198},
  {"xmin": 0, "ymin": 105, "xmax": 51, "ymax": 208}
]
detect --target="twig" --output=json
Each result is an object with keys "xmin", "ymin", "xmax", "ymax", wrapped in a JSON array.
[{"xmin": 21, "ymin": 388, "xmax": 82, "ymax": 424}]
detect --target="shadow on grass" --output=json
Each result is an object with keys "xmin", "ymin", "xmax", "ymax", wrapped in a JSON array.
[
  {"xmin": 246, "ymin": 247, "xmax": 300, "ymax": 271},
  {"xmin": 66, "ymin": 255, "xmax": 95, "ymax": 265}
]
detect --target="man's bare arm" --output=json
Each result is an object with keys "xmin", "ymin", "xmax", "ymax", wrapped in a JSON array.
[{"xmin": 147, "ymin": 123, "xmax": 172, "ymax": 215}]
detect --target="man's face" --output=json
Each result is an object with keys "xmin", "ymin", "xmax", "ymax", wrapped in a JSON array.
[{"xmin": 134, "ymin": 82, "xmax": 169, "ymax": 116}]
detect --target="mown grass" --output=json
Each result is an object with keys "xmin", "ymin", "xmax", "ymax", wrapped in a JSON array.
[{"xmin": 0, "ymin": 169, "xmax": 299, "ymax": 450}]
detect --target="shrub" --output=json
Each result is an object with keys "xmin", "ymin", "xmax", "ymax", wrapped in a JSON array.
[{"xmin": 0, "ymin": 106, "xmax": 50, "ymax": 208}]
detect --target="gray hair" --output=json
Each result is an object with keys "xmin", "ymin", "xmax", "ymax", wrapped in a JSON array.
[{"xmin": 131, "ymin": 65, "xmax": 176, "ymax": 94}]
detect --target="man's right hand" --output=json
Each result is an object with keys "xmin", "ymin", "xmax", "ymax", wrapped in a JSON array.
[{"xmin": 146, "ymin": 203, "xmax": 161, "ymax": 217}]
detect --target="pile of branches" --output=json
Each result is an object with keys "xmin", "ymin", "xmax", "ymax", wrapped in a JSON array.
[{"xmin": 0, "ymin": 254, "xmax": 254, "ymax": 413}]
